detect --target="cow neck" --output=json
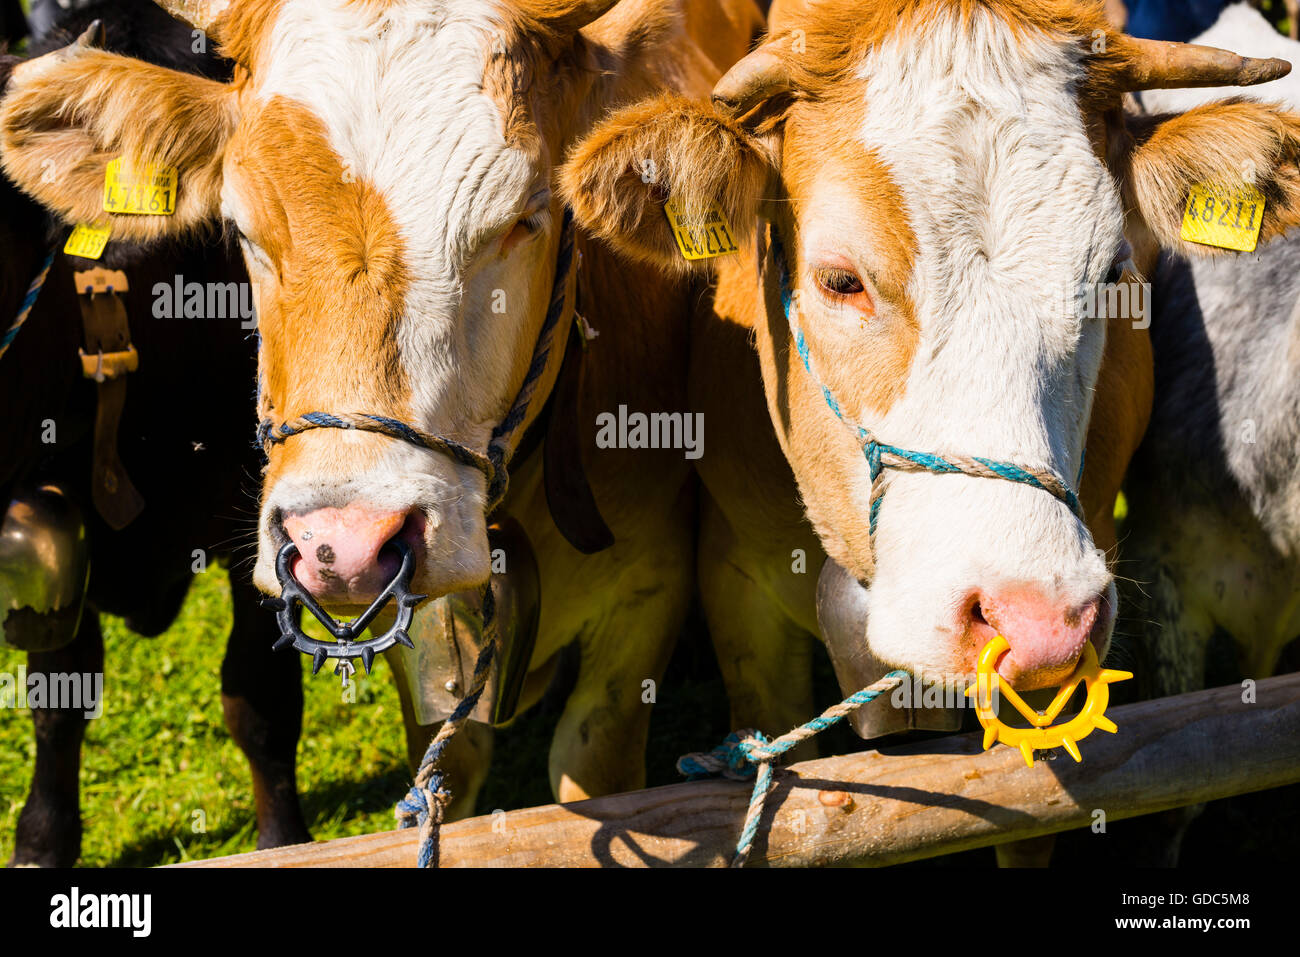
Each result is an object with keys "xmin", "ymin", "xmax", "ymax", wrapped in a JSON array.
[{"xmin": 767, "ymin": 225, "xmax": 1084, "ymax": 548}]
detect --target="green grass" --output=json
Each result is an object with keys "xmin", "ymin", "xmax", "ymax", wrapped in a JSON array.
[{"xmin": 0, "ymin": 566, "xmax": 417, "ymax": 865}]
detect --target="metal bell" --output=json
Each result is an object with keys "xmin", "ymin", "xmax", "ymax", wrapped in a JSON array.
[
  {"xmin": 0, "ymin": 484, "xmax": 90, "ymax": 652},
  {"xmin": 815, "ymin": 556, "xmax": 962, "ymax": 740},
  {"xmin": 386, "ymin": 517, "xmax": 541, "ymax": 727}
]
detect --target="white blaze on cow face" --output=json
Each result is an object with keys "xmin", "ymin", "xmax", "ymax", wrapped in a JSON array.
[
  {"xmin": 780, "ymin": 8, "xmax": 1120, "ymax": 688},
  {"xmin": 220, "ymin": 0, "xmax": 565, "ymax": 607}
]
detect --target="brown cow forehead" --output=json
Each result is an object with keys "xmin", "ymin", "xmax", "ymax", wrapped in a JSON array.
[
  {"xmin": 219, "ymin": 1, "xmax": 549, "ymax": 258},
  {"xmin": 218, "ymin": 0, "xmax": 553, "ymax": 77},
  {"xmin": 772, "ymin": 0, "xmax": 1118, "ymax": 104},
  {"xmin": 773, "ymin": 4, "xmax": 1125, "ymax": 310},
  {"xmin": 221, "ymin": 0, "xmax": 559, "ymax": 151}
]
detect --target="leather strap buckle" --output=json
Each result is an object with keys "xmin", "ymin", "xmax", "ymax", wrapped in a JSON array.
[
  {"xmin": 78, "ymin": 344, "xmax": 140, "ymax": 382},
  {"xmin": 72, "ymin": 268, "xmax": 129, "ymax": 296}
]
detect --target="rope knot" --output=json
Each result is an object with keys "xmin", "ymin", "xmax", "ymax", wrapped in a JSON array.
[
  {"xmin": 678, "ymin": 671, "xmax": 908, "ymax": 867},
  {"xmin": 676, "ymin": 729, "xmax": 768, "ymax": 781}
]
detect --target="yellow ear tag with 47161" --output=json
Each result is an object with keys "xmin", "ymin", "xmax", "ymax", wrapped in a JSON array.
[
  {"xmin": 966, "ymin": 635, "xmax": 1132, "ymax": 767},
  {"xmin": 1181, "ymin": 182, "xmax": 1264, "ymax": 252},
  {"xmin": 663, "ymin": 195, "xmax": 739, "ymax": 261},
  {"xmin": 103, "ymin": 157, "xmax": 178, "ymax": 216}
]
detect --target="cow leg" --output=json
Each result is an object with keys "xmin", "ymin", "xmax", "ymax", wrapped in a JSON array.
[
  {"xmin": 220, "ymin": 567, "xmax": 310, "ymax": 849},
  {"xmin": 391, "ymin": 673, "xmax": 494, "ymax": 821},
  {"xmin": 9, "ymin": 613, "xmax": 103, "ymax": 867},
  {"xmin": 996, "ymin": 835, "xmax": 1057, "ymax": 867},
  {"xmin": 547, "ymin": 555, "xmax": 691, "ymax": 804},
  {"xmin": 698, "ymin": 492, "xmax": 819, "ymax": 763}
]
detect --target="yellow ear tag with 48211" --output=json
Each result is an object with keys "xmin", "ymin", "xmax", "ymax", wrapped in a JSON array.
[
  {"xmin": 1181, "ymin": 182, "xmax": 1265, "ymax": 252},
  {"xmin": 663, "ymin": 195, "xmax": 739, "ymax": 261},
  {"xmin": 966, "ymin": 635, "xmax": 1132, "ymax": 767},
  {"xmin": 103, "ymin": 157, "xmax": 178, "ymax": 216}
]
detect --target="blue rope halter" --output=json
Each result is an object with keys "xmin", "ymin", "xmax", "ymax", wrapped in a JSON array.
[
  {"xmin": 257, "ymin": 209, "xmax": 578, "ymax": 513},
  {"xmin": 0, "ymin": 250, "xmax": 56, "ymax": 364},
  {"xmin": 770, "ymin": 230, "xmax": 1084, "ymax": 538}
]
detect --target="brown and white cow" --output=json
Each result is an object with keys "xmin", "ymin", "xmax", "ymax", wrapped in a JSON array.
[
  {"xmin": 0, "ymin": 0, "xmax": 763, "ymax": 813},
  {"xmin": 562, "ymin": 0, "xmax": 1300, "ymax": 751}
]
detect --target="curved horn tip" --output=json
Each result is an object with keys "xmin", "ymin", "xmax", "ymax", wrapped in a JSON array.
[
  {"xmin": 711, "ymin": 91, "xmax": 745, "ymax": 115},
  {"xmin": 75, "ymin": 19, "xmax": 107, "ymax": 50},
  {"xmin": 1241, "ymin": 56, "xmax": 1292, "ymax": 85},
  {"xmin": 711, "ymin": 47, "xmax": 792, "ymax": 118}
]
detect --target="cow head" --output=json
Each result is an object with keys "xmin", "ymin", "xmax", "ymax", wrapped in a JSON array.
[
  {"xmin": 562, "ymin": 0, "xmax": 1300, "ymax": 689},
  {"xmin": 0, "ymin": 0, "xmax": 692, "ymax": 611}
]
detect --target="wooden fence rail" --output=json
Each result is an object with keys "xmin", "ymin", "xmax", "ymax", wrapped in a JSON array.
[{"xmin": 179, "ymin": 672, "xmax": 1300, "ymax": 867}]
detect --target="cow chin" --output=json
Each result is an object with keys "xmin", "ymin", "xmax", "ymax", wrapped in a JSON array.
[
  {"xmin": 837, "ymin": 474, "xmax": 1116, "ymax": 692},
  {"xmin": 251, "ymin": 458, "xmax": 493, "ymax": 614}
]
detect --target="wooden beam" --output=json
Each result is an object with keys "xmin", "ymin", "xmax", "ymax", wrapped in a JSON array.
[{"xmin": 179, "ymin": 673, "xmax": 1300, "ymax": 867}]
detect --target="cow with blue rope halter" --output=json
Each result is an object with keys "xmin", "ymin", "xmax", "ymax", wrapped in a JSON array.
[{"xmin": 562, "ymin": 0, "xmax": 1300, "ymax": 863}]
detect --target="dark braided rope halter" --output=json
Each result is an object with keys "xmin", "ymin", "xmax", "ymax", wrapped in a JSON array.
[{"xmin": 258, "ymin": 210, "xmax": 578, "ymax": 686}]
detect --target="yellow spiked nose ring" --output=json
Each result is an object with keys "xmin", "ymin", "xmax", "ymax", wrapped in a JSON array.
[{"xmin": 966, "ymin": 635, "xmax": 1133, "ymax": 767}]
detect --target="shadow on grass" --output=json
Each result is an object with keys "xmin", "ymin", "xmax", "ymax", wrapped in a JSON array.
[{"xmin": 106, "ymin": 763, "xmax": 411, "ymax": 867}]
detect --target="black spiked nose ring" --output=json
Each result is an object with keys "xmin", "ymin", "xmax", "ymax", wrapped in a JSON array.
[{"xmin": 263, "ymin": 540, "xmax": 427, "ymax": 687}]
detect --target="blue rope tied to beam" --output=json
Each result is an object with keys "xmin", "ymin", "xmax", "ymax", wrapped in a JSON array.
[
  {"xmin": 678, "ymin": 671, "xmax": 910, "ymax": 867},
  {"xmin": 773, "ymin": 231, "xmax": 1084, "ymax": 538},
  {"xmin": 394, "ymin": 587, "xmax": 498, "ymax": 868},
  {"xmin": 0, "ymin": 250, "xmax": 56, "ymax": 364}
]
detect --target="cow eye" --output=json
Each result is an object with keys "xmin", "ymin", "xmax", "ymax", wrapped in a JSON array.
[
  {"xmin": 1105, "ymin": 239, "xmax": 1134, "ymax": 285},
  {"xmin": 815, "ymin": 267, "xmax": 866, "ymax": 299},
  {"xmin": 501, "ymin": 208, "xmax": 548, "ymax": 255}
]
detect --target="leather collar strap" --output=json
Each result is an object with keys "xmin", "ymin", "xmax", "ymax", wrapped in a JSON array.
[{"xmin": 73, "ymin": 266, "xmax": 145, "ymax": 530}]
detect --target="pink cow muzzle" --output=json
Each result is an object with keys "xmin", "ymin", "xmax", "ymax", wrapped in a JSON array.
[
  {"xmin": 963, "ymin": 585, "xmax": 1113, "ymax": 691},
  {"xmin": 282, "ymin": 503, "xmax": 425, "ymax": 610}
]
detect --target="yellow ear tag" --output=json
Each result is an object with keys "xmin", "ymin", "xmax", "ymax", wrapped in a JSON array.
[
  {"xmin": 1180, "ymin": 182, "xmax": 1265, "ymax": 252},
  {"xmin": 103, "ymin": 157, "xmax": 178, "ymax": 216},
  {"xmin": 63, "ymin": 222, "xmax": 112, "ymax": 260},
  {"xmin": 663, "ymin": 195, "xmax": 739, "ymax": 261},
  {"xmin": 965, "ymin": 635, "xmax": 1132, "ymax": 767}
]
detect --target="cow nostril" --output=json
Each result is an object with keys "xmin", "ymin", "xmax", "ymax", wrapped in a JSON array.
[
  {"xmin": 378, "ymin": 514, "xmax": 425, "ymax": 565},
  {"xmin": 971, "ymin": 601, "xmax": 988, "ymax": 627},
  {"xmin": 394, "ymin": 509, "xmax": 427, "ymax": 547},
  {"xmin": 316, "ymin": 543, "xmax": 336, "ymax": 565}
]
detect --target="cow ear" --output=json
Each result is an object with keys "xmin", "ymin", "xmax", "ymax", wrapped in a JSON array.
[
  {"xmin": 559, "ymin": 93, "xmax": 771, "ymax": 272},
  {"xmin": 0, "ymin": 47, "xmax": 234, "ymax": 243},
  {"xmin": 1125, "ymin": 99, "xmax": 1300, "ymax": 256}
]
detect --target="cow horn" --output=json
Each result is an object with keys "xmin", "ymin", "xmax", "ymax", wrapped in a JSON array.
[
  {"xmin": 518, "ymin": 0, "xmax": 621, "ymax": 34},
  {"xmin": 75, "ymin": 19, "xmax": 107, "ymax": 50},
  {"xmin": 712, "ymin": 45, "xmax": 793, "ymax": 118},
  {"xmin": 1115, "ymin": 35, "xmax": 1291, "ymax": 90},
  {"xmin": 154, "ymin": 0, "xmax": 228, "ymax": 33}
]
